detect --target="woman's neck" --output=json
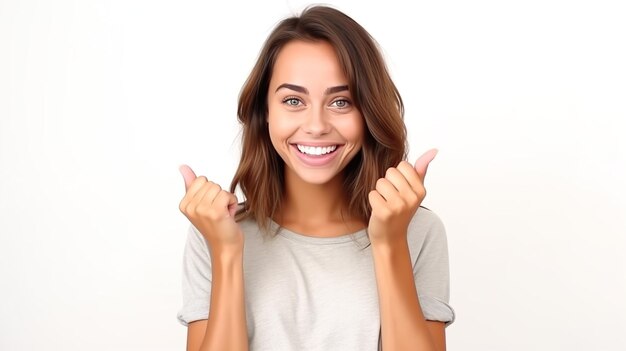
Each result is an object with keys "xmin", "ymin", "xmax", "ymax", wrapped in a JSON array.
[{"xmin": 277, "ymin": 170, "xmax": 365, "ymax": 237}]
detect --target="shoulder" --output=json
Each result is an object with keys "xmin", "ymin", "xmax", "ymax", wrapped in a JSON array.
[
  {"xmin": 408, "ymin": 206, "xmax": 446, "ymax": 240},
  {"xmin": 406, "ymin": 206, "xmax": 448, "ymax": 260},
  {"xmin": 238, "ymin": 217, "xmax": 273, "ymax": 247},
  {"xmin": 239, "ymin": 217, "xmax": 263, "ymax": 236},
  {"xmin": 186, "ymin": 223, "xmax": 207, "ymax": 249}
]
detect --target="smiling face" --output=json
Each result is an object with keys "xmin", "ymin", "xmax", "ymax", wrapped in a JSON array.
[{"xmin": 267, "ymin": 40, "xmax": 364, "ymax": 186}]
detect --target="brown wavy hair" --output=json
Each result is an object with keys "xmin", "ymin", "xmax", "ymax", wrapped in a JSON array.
[{"xmin": 230, "ymin": 5, "xmax": 407, "ymax": 235}]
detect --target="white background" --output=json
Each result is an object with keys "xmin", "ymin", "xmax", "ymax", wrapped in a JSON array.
[{"xmin": 1, "ymin": 0, "xmax": 625, "ymax": 349}]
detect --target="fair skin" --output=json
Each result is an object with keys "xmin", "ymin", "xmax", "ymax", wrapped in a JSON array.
[
  {"xmin": 267, "ymin": 40, "xmax": 365, "ymax": 236},
  {"xmin": 179, "ymin": 40, "xmax": 446, "ymax": 351}
]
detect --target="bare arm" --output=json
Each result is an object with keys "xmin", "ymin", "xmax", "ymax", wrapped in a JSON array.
[
  {"xmin": 187, "ymin": 247, "xmax": 248, "ymax": 351},
  {"xmin": 178, "ymin": 165, "xmax": 249, "ymax": 351},
  {"xmin": 371, "ymin": 239, "xmax": 445, "ymax": 351},
  {"xmin": 367, "ymin": 150, "xmax": 448, "ymax": 350}
]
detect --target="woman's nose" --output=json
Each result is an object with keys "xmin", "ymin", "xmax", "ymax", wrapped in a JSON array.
[{"xmin": 302, "ymin": 107, "xmax": 331, "ymax": 136}]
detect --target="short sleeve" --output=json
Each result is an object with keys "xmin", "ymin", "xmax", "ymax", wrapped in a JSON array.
[
  {"xmin": 408, "ymin": 208, "xmax": 456, "ymax": 327},
  {"xmin": 176, "ymin": 224, "xmax": 212, "ymax": 326}
]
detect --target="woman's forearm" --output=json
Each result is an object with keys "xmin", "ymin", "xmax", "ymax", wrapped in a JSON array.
[
  {"xmin": 201, "ymin": 247, "xmax": 248, "ymax": 351},
  {"xmin": 371, "ymin": 238, "xmax": 437, "ymax": 351}
]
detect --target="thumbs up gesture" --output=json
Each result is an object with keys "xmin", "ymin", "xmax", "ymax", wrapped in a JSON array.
[
  {"xmin": 178, "ymin": 165, "xmax": 243, "ymax": 250},
  {"xmin": 367, "ymin": 149, "xmax": 438, "ymax": 246}
]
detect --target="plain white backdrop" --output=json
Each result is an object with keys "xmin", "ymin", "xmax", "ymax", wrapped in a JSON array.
[{"xmin": 1, "ymin": 0, "xmax": 625, "ymax": 349}]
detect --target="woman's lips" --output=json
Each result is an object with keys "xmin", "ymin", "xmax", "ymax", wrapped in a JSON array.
[{"xmin": 290, "ymin": 144, "xmax": 342, "ymax": 167}]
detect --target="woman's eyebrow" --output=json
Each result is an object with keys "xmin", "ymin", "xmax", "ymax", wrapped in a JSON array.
[
  {"xmin": 325, "ymin": 85, "xmax": 349, "ymax": 94},
  {"xmin": 275, "ymin": 83, "xmax": 349, "ymax": 95}
]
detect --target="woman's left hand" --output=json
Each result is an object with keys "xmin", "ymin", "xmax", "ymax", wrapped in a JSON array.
[{"xmin": 367, "ymin": 148, "xmax": 438, "ymax": 246}]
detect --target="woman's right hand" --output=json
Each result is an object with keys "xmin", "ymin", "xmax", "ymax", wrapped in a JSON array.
[{"xmin": 178, "ymin": 164, "xmax": 243, "ymax": 250}]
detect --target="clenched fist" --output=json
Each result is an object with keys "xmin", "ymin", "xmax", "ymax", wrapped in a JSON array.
[
  {"xmin": 178, "ymin": 164, "xmax": 243, "ymax": 250},
  {"xmin": 367, "ymin": 149, "xmax": 438, "ymax": 246}
]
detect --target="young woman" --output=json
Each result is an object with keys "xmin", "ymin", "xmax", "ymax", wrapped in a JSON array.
[{"xmin": 177, "ymin": 5, "xmax": 454, "ymax": 351}]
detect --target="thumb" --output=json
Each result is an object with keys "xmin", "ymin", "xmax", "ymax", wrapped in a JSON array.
[
  {"xmin": 178, "ymin": 164, "xmax": 197, "ymax": 191},
  {"xmin": 414, "ymin": 148, "xmax": 438, "ymax": 182},
  {"xmin": 227, "ymin": 192, "xmax": 239, "ymax": 218}
]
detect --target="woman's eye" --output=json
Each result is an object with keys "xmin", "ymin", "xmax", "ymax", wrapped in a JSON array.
[
  {"xmin": 283, "ymin": 98, "xmax": 302, "ymax": 107},
  {"xmin": 331, "ymin": 99, "xmax": 350, "ymax": 108}
]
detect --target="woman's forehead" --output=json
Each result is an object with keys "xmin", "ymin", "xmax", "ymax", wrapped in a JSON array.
[{"xmin": 270, "ymin": 40, "xmax": 349, "ymax": 91}]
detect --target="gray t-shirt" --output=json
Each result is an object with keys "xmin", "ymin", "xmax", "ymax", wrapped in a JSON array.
[{"xmin": 177, "ymin": 207, "xmax": 455, "ymax": 350}]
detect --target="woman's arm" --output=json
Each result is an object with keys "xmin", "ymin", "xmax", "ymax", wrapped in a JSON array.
[
  {"xmin": 178, "ymin": 165, "xmax": 249, "ymax": 351},
  {"xmin": 371, "ymin": 239, "xmax": 445, "ymax": 351},
  {"xmin": 367, "ymin": 150, "xmax": 447, "ymax": 350},
  {"xmin": 187, "ymin": 246, "xmax": 248, "ymax": 351}
]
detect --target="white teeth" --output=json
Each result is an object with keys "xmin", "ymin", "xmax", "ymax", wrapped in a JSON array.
[{"xmin": 296, "ymin": 145, "xmax": 337, "ymax": 156}]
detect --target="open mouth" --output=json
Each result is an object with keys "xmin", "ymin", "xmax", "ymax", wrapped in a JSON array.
[{"xmin": 295, "ymin": 144, "xmax": 339, "ymax": 156}]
